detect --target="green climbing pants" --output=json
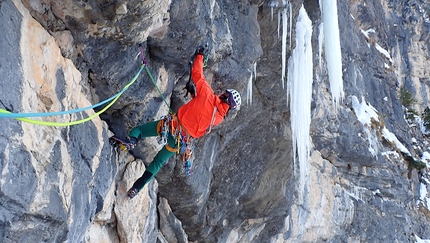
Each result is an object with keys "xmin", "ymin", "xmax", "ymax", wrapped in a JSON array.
[{"xmin": 129, "ymin": 120, "xmax": 177, "ymax": 183}]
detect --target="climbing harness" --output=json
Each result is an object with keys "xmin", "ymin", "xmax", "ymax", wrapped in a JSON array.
[{"xmin": 156, "ymin": 114, "xmax": 194, "ymax": 176}]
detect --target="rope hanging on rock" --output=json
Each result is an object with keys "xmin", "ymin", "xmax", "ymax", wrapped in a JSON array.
[
  {"xmin": 0, "ymin": 45, "xmax": 174, "ymax": 126},
  {"xmin": 139, "ymin": 45, "xmax": 174, "ymax": 115},
  {"xmin": 0, "ymin": 64, "xmax": 145, "ymax": 126}
]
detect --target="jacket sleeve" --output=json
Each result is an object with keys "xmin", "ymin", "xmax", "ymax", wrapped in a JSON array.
[{"xmin": 191, "ymin": 54, "xmax": 209, "ymax": 92}]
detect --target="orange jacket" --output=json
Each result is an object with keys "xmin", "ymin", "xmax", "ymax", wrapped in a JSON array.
[{"xmin": 178, "ymin": 54, "xmax": 229, "ymax": 138}]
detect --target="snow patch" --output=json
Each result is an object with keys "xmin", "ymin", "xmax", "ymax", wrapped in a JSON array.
[
  {"xmin": 361, "ymin": 28, "xmax": 375, "ymax": 39},
  {"xmin": 351, "ymin": 96, "xmax": 379, "ymax": 125},
  {"xmin": 420, "ymin": 183, "xmax": 430, "ymax": 209},
  {"xmin": 345, "ymin": 185, "xmax": 367, "ymax": 202},
  {"xmin": 375, "ymin": 43, "xmax": 393, "ymax": 63},
  {"xmin": 416, "ymin": 116, "xmax": 430, "ymax": 136},
  {"xmin": 381, "ymin": 151, "xmax": 401, "ymax": 160},
  {"xmin": 381, "ymin": 128, "xmax": 410, "ymax": 156},
  {"xmin": 420, "ymin": 151, "xmax": 430, "ymax": 213},
  {"xmin": 360, "ymin": 29, "xmax": 393, "ymax": 65},
  {"xmin": 384, "ymin": 63, "xmax": 390, "ymax": 69},
  {"xmin": 351, "ymin": 95, "xmax": 413, "ymax": 157},
  {"xmin": 422, "ymin": 152, "xmax": 430, "ymax": 167},
  {"xmin": 416, "ymin": 235, "xmax": 430, "ymax": 243},
  {"xmin": 351, "ymin": 96, "xmax": 379, "ymax": 156},
  {"xmin": 372, "ymin": 189, "xmax": 380, "ymax": 195}
]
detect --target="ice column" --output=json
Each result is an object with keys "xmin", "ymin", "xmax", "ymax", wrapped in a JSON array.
[
  {"xmin": 287, "ymin": 5, "xmax": 313, "ymax": 203},
  {"xmin": 281, "ymin": 0, "xmax": 291, "ymax": 89},
  {"xmin": 321, "ymin": 0, "xmax": 344, "ymax": 109},
  {"xmin": 269, "ymin": 0, "xmax": 278, "ymax": 21},
  {"xmin": 318, "ymin": 23, "xmax": 324, "ymax": 69},
  {"xmin": 247, "ymin": 62, "xmax": 257, "ymax": 106}
]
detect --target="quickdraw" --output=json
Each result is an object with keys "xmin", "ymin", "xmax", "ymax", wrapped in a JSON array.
[
  {"xmin": 157, "ymin": 114, "xmax": 194, "ymax": 176},
  {"xmin": 157, "ymin": 115, "xmax": 170, "ymax": 146}
]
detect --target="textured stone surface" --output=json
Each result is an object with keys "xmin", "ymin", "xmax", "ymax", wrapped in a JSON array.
[
  {"xmin": 0, "ymin": 1, "xmax": 157, "ymax": 242},
  {"xmin": 113, "ymin": 156, "xmax": 159, "ymax": 243},
  {"xmin": 2, "ymin": 0, "xmax": 430, "ymax": 242},
  {"xmin": 158, "ymin": 197, "xmax": 188, "ymax": 243},
  {"xmin": 2, "ymin": 0, "xmax": 85, "ymax": 241}
]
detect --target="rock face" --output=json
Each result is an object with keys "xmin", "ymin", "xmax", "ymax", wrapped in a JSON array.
[{"xmin": 1, "ymin": 0, "xmax": 430, "ymax": 242}]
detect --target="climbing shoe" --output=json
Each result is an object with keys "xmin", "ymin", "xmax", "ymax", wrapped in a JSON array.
[
  {"xmin": 127, "ymin": 188, "xmax": 139, "ymax": 199},
  {"xmin": 109, "ymin": 136, "xmax": 137, "ymax": 151}
]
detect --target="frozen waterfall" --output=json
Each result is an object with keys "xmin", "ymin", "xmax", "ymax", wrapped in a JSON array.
[
  {"xmin": 321, "ymin": 0, "xmax": 344, "ymax": 108},
  {"xmin": 287, "ymin": 5, "xmax": 313, "ymax": 202}
]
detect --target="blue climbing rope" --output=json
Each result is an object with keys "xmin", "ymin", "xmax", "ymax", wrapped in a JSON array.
[
  {"xmin": 0, "ymin": 64, "xmax": 145, "ymax": 119},
  {"xmin": 0, "ymin": 64, "xmax": 145, "ymax": 121}
]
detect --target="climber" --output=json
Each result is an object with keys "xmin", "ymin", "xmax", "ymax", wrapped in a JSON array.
[{"xmin": 110, "ymin": 45, "xmax": 242, "ymax": 199}]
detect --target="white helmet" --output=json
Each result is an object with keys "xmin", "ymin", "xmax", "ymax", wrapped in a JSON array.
[{"xmin": 226, "ymin": 89, "xmax": 241, "ymax": 110}]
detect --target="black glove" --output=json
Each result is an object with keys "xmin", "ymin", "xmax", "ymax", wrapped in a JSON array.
[
  {"xmin": 184, "ymin": 80, "xmax": 196, "ymax": 98},
  {"xmin": 196, "ymin": 43, "xmax": 209, "ymax": 56},
  {"xmin": 184, "ymin": 61, "xmax": 196, "ymax": 98}
]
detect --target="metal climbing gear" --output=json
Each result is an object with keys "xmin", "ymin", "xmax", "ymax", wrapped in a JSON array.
[
  {"xmin": 157, "ymin": 116, "xmax": 170, "ymax": 146},
  {"xmin": 109, "ymin": 136, "xmax": 136, "ymax": 151},
  {"xmin": 157, "ymin": 114, "xmax": 194, "ymax": 176}
]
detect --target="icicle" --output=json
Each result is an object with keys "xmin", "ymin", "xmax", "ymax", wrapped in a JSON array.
[
  {"xmin": 247, "ymin": 72, "xmax": 253, "ymax": 106},
  {"xmin": 253, "ymin": 62, "xmax": 257, "ymax": 80},
  {"xmin": 322, "ymin": 0, "xmax": 344, "ymax": 109},
  {"xmin": 247, "ymin": 62, "xmax": 257, "ymax": 106},
  {"xmin": 277, "ymin": 10, "xmax": 281, "ymax": 39},
  {"xmin": 318, "ymin": 23, "xmax": 324, "ymax": 68},
  {"xmin": 271, "ymin": 7, "xmax": 274, "ymax": 21},
  {"xmin": 289, "ymin": 2, "xmax": 292, "ymax": 49},
  {"xmin": 281, "ymin": 7, "xmax": 288, "ymax": 89},
  {"xmin": 269, "ymin": 0, "xmax": 278, "ymax": 22},
  {"xmin": 287, "ymin": 5, "xmax": 313, "ymax": 204}
]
